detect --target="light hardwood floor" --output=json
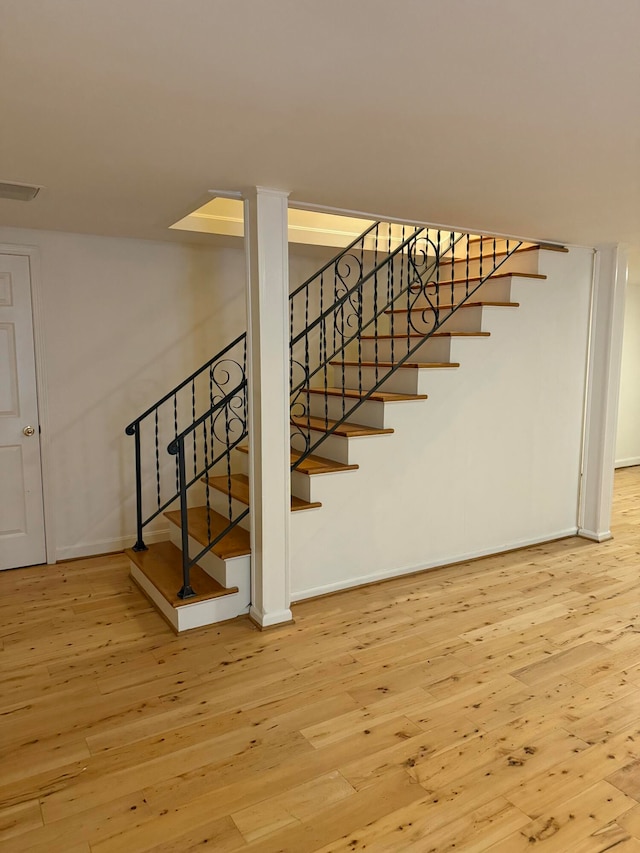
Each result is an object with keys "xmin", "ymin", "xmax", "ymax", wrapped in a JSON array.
[{"xmin": 2, "ymin": 468, "xmax": 640, "ymax": 851}]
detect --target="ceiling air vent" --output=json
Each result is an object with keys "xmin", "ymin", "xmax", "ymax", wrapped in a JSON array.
[{"xmin": 0, "ymin": 181, "xmax": 42, "ymax": 201}]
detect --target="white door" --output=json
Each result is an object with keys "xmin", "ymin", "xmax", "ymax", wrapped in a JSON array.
[{"xmin": 0, "ymin": 253, "xmax": 46, "ymax": 569}]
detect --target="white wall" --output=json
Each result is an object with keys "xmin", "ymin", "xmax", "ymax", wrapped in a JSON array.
[
  {"xmin": 290, "ymin": 247, "xmax": 594, "ymax": 600},
  {"xmin": 0, "ymin": 227, "xmax": 249, "ymax": 560},
  {"xmin": 615, "ymin": 282, "xmax": 640, "ymax": 468}
]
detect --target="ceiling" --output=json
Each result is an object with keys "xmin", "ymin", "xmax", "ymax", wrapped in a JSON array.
[{"xmin": 1, "ymin": 0, "xmax": 639, "ymax": 277}]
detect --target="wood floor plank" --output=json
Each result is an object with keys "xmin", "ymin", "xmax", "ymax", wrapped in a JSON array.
[
  {"xmin": 485, "ymin": 780, "xmax": 636, "ymax": 851},
  {"xmin": 0, "ymin": 799, "xmax": 43, "ymax": 843}
]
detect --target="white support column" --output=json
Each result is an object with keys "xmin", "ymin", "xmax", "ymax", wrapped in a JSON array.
[
  {"xmin": 578, "ymin": 245, "xmax": 628, "ymax": 542},
  {"xmin": 244, "ymin": 187, "xmax": 293, "ymax": 628}
]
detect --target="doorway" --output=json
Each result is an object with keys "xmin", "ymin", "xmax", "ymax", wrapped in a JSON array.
[{"xmin": 0, "ymin": 252, "xmax": 46, "ymax": 569}]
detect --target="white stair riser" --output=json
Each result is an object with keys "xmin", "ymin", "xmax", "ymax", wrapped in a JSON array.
[
  {"xmin": 129, "ymin": 562, "xmax": 248, "ymax": 632},
  {"xmin": 437, "ymin": 250, "xmax": 540, "ymax": 279},
  {"xmin": 409, "ymin": 277, "xmax": 515, "ymax": 306},
  {"xmin": 359, "ymin": 336, "xmax": 453, "ymax": 364},
  {"xmin": 295, "ymin": 468, "xmax": 360, "ymax": 506},
  {"xmin": 307, "ymin": 394, "xmax": 386, "ymax": 428},
  {"xmin": 332, "ymin": 363, "xmax": 422, "ymax": 395},
  {"xmin": 236, "ymin": 451, "xmax": 249, "ymax": 477},
  {"xmin": 291, "ymin": 427, "xmax": 351, "ymax": 464},
  {"xmin": 209, "ymin": 490, "xmax": 251, "ymax": 531},
  {"xmin": 166, "ymin": 522, "xmax": 251, "ymax": 591},
  {"xmin": 393, "ymin": 305, "xmax": 486, "ymax": 334},
  {"xmin": 291, "ymin": 469, "xmax": 311, "ymax": 501},
  {"xmin": 176, "ymin": 590, "xmax": 249, "ymax": 630},
  {"xmin": 295, "ymin": 426, "xmax": 393, "ymax": 460}
]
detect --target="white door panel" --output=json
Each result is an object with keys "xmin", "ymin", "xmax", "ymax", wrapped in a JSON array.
[{"xmin": 0, "ymin": 254, "xmax": 45, "ymax": 569}]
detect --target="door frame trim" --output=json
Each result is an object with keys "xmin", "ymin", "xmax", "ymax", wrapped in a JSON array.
[{"xmin": 0, "ymin": 242, "xmax": 56, "ymax": 565}]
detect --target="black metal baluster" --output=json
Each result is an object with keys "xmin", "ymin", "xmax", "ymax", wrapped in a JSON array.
[
  {"xmin": 389, "ymin": 225, "xmax": 395, "ymax": 365},
  {"xmin": 373, "ymin": 235, "xmax": 379, "ymax": 384},
  {"xmin": 321, "ymin": 314, "xmax": 329, "ymax": 426},
  {"xmin": 435, "ymin": 230, "xmax": 441, "ymax": 330},
  {"xmin": 320, "ymin": 272, "xmax": 328, "ymax": 429},
  {"xmin": 203, "ymin": 420, "xmax": 211, "ymax": 545},
  {"xmin": 243, "ymin": 336, "xmax": 247, "ymax": 395},
  {"xmin": 332, "ymin": 262, "xmax": 337, "ymax": 375},
  {"xmin": 173, "ymin": 393, "xmax": 179, "ymax": 493},
  {"xmin": 304, "ymin": 283, "xmax": 311, "ymax": 442},
  {"xmin": 176, "ymin": 437, "xmax": 195, "ymax": 599},
  {"xmin": 375, "ymin": 224, "xmax": 382, "ymax": 381},
  {"xmin": 224, "ymin": 400, "xmax": 232, "ymax": 524},
  {"xmin": 154, "ymin": 408, "xmax": 161, "ymax": 509},
  {"xmin": 449, "ymin": 231, "xmax": 455, "ymax": 323},
  {"xmin": 465, "ymin": 234, "xmax": 471, "ymax": 301},
  {"xmin": 357, "ymin": 232, "xmax": 365, "ymax": 399},
  {"xmin": 208, "ymin": 365, "xmax": 215, "ymax": 477},
  {"xmin": 289, "ymin": 293, "xmax": 294, "ymax": 394},
  {"xmin": 191, "ymin": 379, "xmax": 197, "ymax": 479}
]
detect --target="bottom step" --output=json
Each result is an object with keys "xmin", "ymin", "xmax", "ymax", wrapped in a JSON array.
[{"xmin": 127, "ymin": 541, "xmax": 245, "ymax": 632}]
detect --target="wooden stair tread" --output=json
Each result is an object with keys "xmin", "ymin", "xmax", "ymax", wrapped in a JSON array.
[
  {"xmin": 466, "ymin": 237, "xmax": 566, "ymax": 251},
  {"xmin": 164, "ymin": 507, "xmax": 250, "ymax": 559},
  {"xmin": 331, "ymin": 360, "xmax": 459, "ymax": 369},
  {"xmin": 303, "ymin": 387, "xmax": 428, "ymax": 403},
  {"xmin": 290, "ymin": 415, "xmax": 394, "ymax": 438},
  {"xmin": 126, "ymin": 541, "xmax": 238, "ymax": 608},
  {"xmin": 205, "ymin": 472, "xmax": 321, "ymax": 512},
  {"xmin": 386, "ymin": 301, "xmax": 519, "ymax": 314},
  {"xmin": 360, "ymin": 332, "xmax": 490, "ymax": 340},
  {"xmin": 409, "ymin": 271, "xmax": 546, "ymax": 289},
  {"xmin": 440, "ymin": 243, "xmax": 567, "ymax": 263},
  {"xmin": 291, "ymin": 450, "xmax": 359, "ymax": 476},
  {"xmin": 236, "ymin": 443, "xmax": 358, "ymax": 476}
]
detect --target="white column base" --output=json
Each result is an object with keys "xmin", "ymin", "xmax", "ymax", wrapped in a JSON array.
[
  {"xmin": 577, "ymin": 528, "xmax": 613, "ymax": 543},
  {"xmin": 250, "ymin": 605, "xmax": 294, "ymax": 629}
]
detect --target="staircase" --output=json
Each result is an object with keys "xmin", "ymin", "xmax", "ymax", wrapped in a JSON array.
[{"xmin": 125, "ymin": 222, "xmax": 567, "ymax": 631}]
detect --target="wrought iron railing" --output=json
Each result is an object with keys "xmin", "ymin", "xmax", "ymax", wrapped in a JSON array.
[
  {"xmin": 289, "ymin": 227, "xmax": 523, "ymax": 467},
  {"xmin": 167, "ymin": 374, "xmax": 248, "ymax": 599},
  {"xmin": 125, "ymin": 334, "xmax": 247, "ymax": 596}
]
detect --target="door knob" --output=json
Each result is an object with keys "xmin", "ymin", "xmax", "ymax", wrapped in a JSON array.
[{"xmin": 23, "ymin": 425, "xmax": 35, "ymax": 437}]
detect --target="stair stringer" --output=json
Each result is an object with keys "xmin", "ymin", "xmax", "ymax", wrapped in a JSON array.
[{"xmin": 289, "ymin": 246, "xmax": 594, "ymax": 601}]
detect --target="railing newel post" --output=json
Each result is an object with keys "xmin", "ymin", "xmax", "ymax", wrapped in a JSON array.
[{"xmin": 131, "ymin": 423, "xmax": 147, "ymax": 552}]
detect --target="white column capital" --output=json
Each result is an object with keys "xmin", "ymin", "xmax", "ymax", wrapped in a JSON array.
[{"xmin": 243, "ymin": 186, "xmax": 291, "ymax": 202}]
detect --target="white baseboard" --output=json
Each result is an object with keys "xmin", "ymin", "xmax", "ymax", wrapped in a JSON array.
[
  {"xmin": 56, "ymin": 528, "xmax": 170, "ymax": 562},
  {"xmin": 577, "ymin": 528, "xmax": 613, "ymax": 543},
  {"xmin": 615, "ymin": 457, "xmax": 640, "ymax": 469},
  {"xmin": 291, "ymin": 528, "xmax": 579, "ymax": 602}
]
